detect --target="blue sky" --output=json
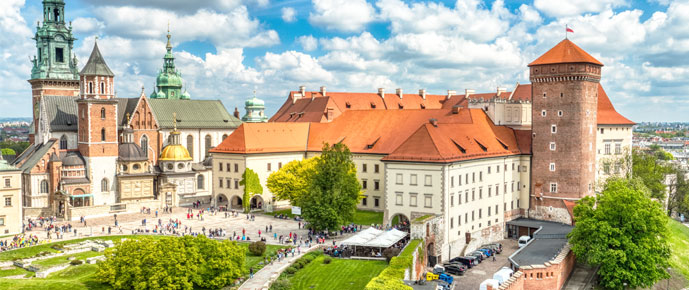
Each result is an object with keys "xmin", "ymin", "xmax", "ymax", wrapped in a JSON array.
[{"xmin": 1, "ymin": 0, "xmax": 687, "ymax": 121}]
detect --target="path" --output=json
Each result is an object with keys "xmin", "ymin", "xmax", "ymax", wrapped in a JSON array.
[{"xmin": 238, "ymin": 244, "xmax": 320, "ymax": 290}]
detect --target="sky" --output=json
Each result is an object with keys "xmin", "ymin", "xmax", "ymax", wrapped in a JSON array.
[{"xmin": 0, "ymin": 0, "xmax": 686, "ymax": 121}]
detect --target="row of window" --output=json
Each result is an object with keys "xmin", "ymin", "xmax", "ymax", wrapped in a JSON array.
[
  {"xmin": 449, "ymin": 164, "xmax": 525, "ymax": 188},
  {"xmin": 219, "ymin": 163, "xmax": 240, "ymax": 173},
  {"xmin": 449, "ymin": 182, "xmax": 519, "ymax": 206},
  {"xmin": 360, "ymin": 163, "xmax": 380, "ymax": 173},
  {"xmin": 86, "ymin": 81, "xmax": 108, "ymax": 95},
  {"xmin": 449, "ymin": 200, "xmax": 520, "ymax": 230},
  {"xmin": 395, "ymin": 173, "xmax": 432, "ymax": 186},
  {"xmin": 361, "ymin": 196, "xmax": 380, "ymax": 207},
  {"xmin": 218, "ymin": 177, "xmax": 239, "ymax": 190},
  {"xmin": 602, "ymin": 143, "xmax": 623, "ymax": 155},
  {"xmin": 395, "ymin": 192, "xmax": 433, "ymax": 208},
  {"xmin": 540, "ymin": 110, "xmax": 564, "ymax": 117},
  {"xmin": 361, "ymin": 179, "xmax": 380, "ymax": 191},
  {"xmin": 3, "ymin": 178, "xmax": 9, "ymax": 188}
]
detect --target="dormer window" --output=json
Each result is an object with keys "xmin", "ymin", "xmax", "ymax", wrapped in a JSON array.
[
  {"xmin": 370, "ymin": 102, "xmax": 376, "ymax": 109},
  {"xmin": 345, "ymin": 102, "xmax": 351, "ymax": 109}
]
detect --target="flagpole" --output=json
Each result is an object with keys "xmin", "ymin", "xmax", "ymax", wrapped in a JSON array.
[{"xmin": 566, "ymin": 24, "xmax": 568, "ymax": 39}]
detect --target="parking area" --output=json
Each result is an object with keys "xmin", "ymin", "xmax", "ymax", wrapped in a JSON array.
[{"xmin": 448, "ymin": 239, "xmax": 519, "ymax": 290}]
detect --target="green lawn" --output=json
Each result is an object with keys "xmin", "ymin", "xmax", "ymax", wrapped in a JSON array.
[
  {"xmin": 241, "ymin": 243, "xmax": 287, "ymax": 272},
  {"xmin": 668, "ymin": 219, "xmax": 689, "ymax": 279},
  {"xmin": 32, "ymin": 251, "xmax": 104, "ymax": 268},
  {"xmin": 287, "ymin": 254, "xmax": 387, "ymax": 290}
]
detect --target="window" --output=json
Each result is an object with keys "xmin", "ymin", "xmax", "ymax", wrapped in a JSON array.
[
  {"xmin": 472, "ymin": 173, "xmax": 475, "ymax": 183},
  {"xmin": 465, "ymin": 190, "xmax": 469, "ymax": 203},
  {"xmin": 424, "ymin": 195, "xmax": 432, "ymax": 208},
  {"xmin": 488, "ymin": 187, "xmax": 492, "ymax": 197},
  {"xmin": 374, "ymin": 197, "xmax": 380, "ymax": 207},
  {"xmin": 479, "ymin": 209, "xmax": 482, "ymax": 218},
  {"xmin": 425, "ymin": 175, "xmax": 432, "ymax": 186},
  {"xmin": 488, "ymin": 206, "xmax": 491, "ymax": 216},
  {"xmin": 100, "ymin": 82, "xmax": 105, "ymax": 94},
  {"xmin": 362, "ymin": 179, "xmax": 367, "ymax": 189},
  {"xmin": 226, "ymin": 163, "xmax": 231, "ymax": 172},
  {"xmin": 98, "ymin": 178, "xmax": 108, "ymax": 192},
  {"xmin": 458, "ymin": 193, "xmax": 462, "ymax": 204},
  {"xmin": 374, "ymin": 164, "xmax": 379, "ymax": 173},
  {"xmin": 410, "ymin": 174, "xmax": 417, "ymax": 185},
  {"xmin": 451, "ymin": 176, "xmax": 454, "ymax": 187},
  {"xmin": 234, "ymin": 179, "xmax": 239, "ymax": 189},
  {"xmin": 234, "ymin": 164, "xmax": 239, "ymax": 172},
  {"xmin": 374, "ymin": 180, "xmax": 380, "ymax": 191},
  {"xmin": 604, "ymin": 163, "xmax": 611, "ymax": 174},
  {"xmin": 55, "ymin": 47, "xmax": 64, "ymax": 63},
  {"xmin": 186, "ymin": 135, "xmax": 194, "ymax": 159},
  {"xmin": 541, "ymin": 110, "xmax": 546, "ymax": 117},
  {"xmin": 472, "ymin": 189, "xmax": 475, "ymax": 201},
  {"xmin": 219, "ymin": 163, "xmax": 223, "ymax": 171},
  {"xmin": 604, "ymin": 143, "xmax": 611, "ymax": 155},
  {"xmin": 550, "ymin": 142, "xmax": 556, "ymax": 151},
  {"xmin": 197, "ymin": 175, "xmax": 204, "ymax": 190},
  {"xmin": 60, "ymin": 135, "xmax": 68, "ymax": 149},
  {"xmin": 615, "ymin": 143, "xmax": 621, "ymax": 154},
  {"xmin": 479, "ymin": 188, "xmax": 483, "ymax": 199},
  {"xmin": 205, "ymin": 135, "xmax": 212, "ymax": 157},
  {"xmin": 550, "ymin": 163, "xmax": 556, "ymax": 172},
  {"xmin": 88, "ymin": 82, "xmax": 93, "ymax": 94},
  {"xmin": 396, "ymin": 173, "xmax": 403, "ymax": 184},
  {"xmin": 218, "ymin": 178, "xmax": 223, "ymax": 188},
  {"xmin": 362, "ymin": 197, "xmax": 367, "ymax": 206},
  {"xmin": 278, "ymin": 162, "xmax": 282, "ymax": 169},
  {"xmin": 497, "ymin": 165, "xmax": 500, "ymax": 173},
  {"xmin": 4, "ymin": 197, "xmax": 10, "ymax": 207},
  {"xmin": 550, "ymin": 183, "xmax": 558, "ymax": 193},
  {"xmin": 450, "ymin": 217, "xmax": 454, "ymax": 229},
  {"xmin": 558, "ymin": 110, "xmax": 563, "ymax": 117},
  {"xmin": 100, "ymin": 108, "xmax": 106, "ymax": 119},
  {"xmin": 410, "ymin": 193, "xmax": 418, "ymax": 207},
  {"xmin": 459, "ymin": 174, "xmax": 462, "ymax": 185},
  {"xmin": 396, "ymin": 192, "xmax": 403, "ymax": 205},
  {"xmin": 101, "ymin": 128, "xmax": 106, "ymax": 141},
  {"xmin": 600, "ymin": 128, "xmax": 605, "ymax": 134},
  {"xmin": 479, "ymin": 171, "xmax": 483, "ymax": 182},
  {"xmin": 362, "ymin": 164, "xmax": 367, "ymax": 172},
  {"xmin": 141, "ymin": 135, "xmax": 148, "ymax": 157},
  {"xmin": 267, "ymin": 163, "xmax": 272, "ymax": 171},
  {"xmin": 458, "ymin": 215, "xmax": 462, "ymax": 225},
  {"xmin": 496, "ymin": 184, "xmax": 499, "ymax": 195},
  {"xmin": 3, "ymin": 178, "xmax": 9, "ymax": 188},
  {"xmin": 551, "ymin": 125, "xmax": 557, "ymax": 133},
  {"xmin": 451, "ymin": 194, "xmax": 454, "ymax": 206},
  {"xmin": 472, "ymin": 211, "xmax": 475, "ymax": 221}
]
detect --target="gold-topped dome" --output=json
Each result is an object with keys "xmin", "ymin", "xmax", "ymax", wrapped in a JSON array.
[{"xmin": 160, "ymin": 144, "xmax": 192, "ymax": 161}]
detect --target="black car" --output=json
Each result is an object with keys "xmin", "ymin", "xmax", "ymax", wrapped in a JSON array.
[
  {"xmin": 466, "ymin": 252, "xmax": 483, "ymax": 262},
  {"xmin": 481, "ymin": 243, "xmax": 502, "ymax": 254},
  {"xmin": 442, "ymin": 263, "xmax": 467, "ymax": 276},
  {"xmin": 449, "ymin": 256, "xmax": 477, "ymax": 268}
]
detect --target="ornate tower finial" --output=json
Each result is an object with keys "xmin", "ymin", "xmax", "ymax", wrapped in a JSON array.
[
  {"xmin": 166, "ymin": 22, "xmax": 172, "ymax": 51},
  {"xmin": 173, "ymin": 112, "xmax": 177, "ymax": 132}
]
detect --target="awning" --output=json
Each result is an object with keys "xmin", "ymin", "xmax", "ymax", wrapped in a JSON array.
[
  {"xmin": 341, "ymin": 228, "xmax": 407, "ymax": 248},
  {"xmin": 341, "ymin": 227, "xmax": 382, "ymax": 246},
  {"xmin": 70, "ymin": 194, "xmax": 93, "ymax": 198}
]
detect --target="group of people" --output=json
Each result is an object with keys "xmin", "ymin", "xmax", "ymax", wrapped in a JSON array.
[{"xmin": 0, "ymin": 234, "xmax": 41, "ymax": 252}]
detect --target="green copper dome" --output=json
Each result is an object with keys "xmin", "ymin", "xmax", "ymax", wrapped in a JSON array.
[
  {"xmin": 242, "ymin": 92, "xmax": 268, "ymax": 123},
  {"xmin": 152, "ymin": 29, "xmax": 189, "ymax": 100},
  {"xmin": 245, "ymin": 96, "xmax": 265, "ymax": 107}
]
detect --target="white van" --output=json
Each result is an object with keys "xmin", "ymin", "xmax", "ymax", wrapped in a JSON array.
[
  {"xmin": 493, "ymin": 267, "xmax": 514, "ymax": 284},
  {"xmin": 518, "ymin": 236, "xmax": 531, "ymax": 248},
  {"xmin": 479, "ymin": 279, "xmax": 499, "ymax": 290}
]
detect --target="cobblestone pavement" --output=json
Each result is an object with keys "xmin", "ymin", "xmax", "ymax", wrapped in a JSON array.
[{"xmin": 451, "ymin": 239, "xmax": 519, "ymax": 290}]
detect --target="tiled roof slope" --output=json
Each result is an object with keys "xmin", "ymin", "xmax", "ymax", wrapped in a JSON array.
[
  {"xmin": 44, "ymin": 95, "xmax": 79, "ymax": 132},
  {"xmin": 149, "ymin": 99, "xmax": 241, "ymax": 129},
  {"xmin": 80, "ymin": 41, "xmax": 115, "ymax": 76},
  {"xmin": 383, "ymin": 109, "xmax": 522, "ymax": 163},
  {"xmin": 210, "ymin": 122, "xmax": 310, "ymax": 154},
  {"xmin": 529, "ymin": 39, "xmax": 603, "ymax": 66},
  {"xmin": 15, "ymin": 139, "xmax": 57, "ymax": 173},
  {"xmin": 597, "ymin": 85, "xmax": 635, "ymax": 125}
]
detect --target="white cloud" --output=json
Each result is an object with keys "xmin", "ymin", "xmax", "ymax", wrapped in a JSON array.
[
  {"xmin": 71, "ymin": 17, "xmax": 105, "ymax": 34},
  {"xmin": 259, "ymin": 51, "xmax": 334, "ymax": 83},
  {"xmin": 297, "ymin": 35, "xmax": 318, "ymax": 51},
  {"xmin": 281, "ymin": 7, "xmax": 296, "ymax": 23},
  {"xmin": 533, "ymin": 0, "xmax": 627, "ymax": 18},
  {"xmin": 0, "ymin": 0, "xmax": 37, "ymax": 117},
  {"xmin": 309, "ymin": 0, "xmax": 376, "ymax": 32}
]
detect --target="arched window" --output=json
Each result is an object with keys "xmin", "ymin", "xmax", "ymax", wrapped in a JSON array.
[
  {"xmin": 101, "ymin": 128, "xmax": 106, "ymax": 141},
  {"xmin": 40, "ymin": 180, "xmax": 48, "ymax": 193},
  {"xmin": 88, "ymin": 82, "xmax": 93, "ymax": 94},
  {"xmin": 186, "ymin": 135, "xmax": 194, "ymax": 159},
  {"xmin": 100, "ymin": 107, "xmax": 106, "ymax": 119},
  {"xmin": 141, "ymin": 135, "xmax": 149, "ymax": 157},
  {"xmin": 100, "ymin": 82, "xmax": 105, "ymax": 94},
  {"xmin": 197, "ymin": 174, "xmax": 204, "ymax": 190},
  {"xmin": 222, "ymin": 134, "xmax": 228, "ymax": 141},
  {"xmin": 101, "ymin": 178, "xmax": 109, "ymax": 192},
  {"xmin": 59, "ymin": 135, "xmax": 68, "ymax": 149},
  {"xmin": 205, "ymin": 135, "xmax": 212, "ymax": 158}
]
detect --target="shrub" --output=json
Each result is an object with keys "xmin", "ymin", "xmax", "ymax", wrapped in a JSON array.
[
  {"xmin": 323, "ymin": 257, "xmax": 332, "ymax": 264},
  {"xmin": 70, "ymin": 259, "xmax": 83, "ymax": 265},
  {"xmin": 293, "ymin": 260, "xmax": 305, "ymax": 269},
  {"xmin": 383, "ymin": 247, "xmax": 401, "ymax": 263},
  {"xmin": 283, "ymin": 266, "xmax": 298, "ymax": 275},
  {"xmin": 270, "ymin": 278, "xmax": 292, "ymax": 290},
  {"xmin": 248, "ymin": 241, "xmax": 266, "ymax": 256}
]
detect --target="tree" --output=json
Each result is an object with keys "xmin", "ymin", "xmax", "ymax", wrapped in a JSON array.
[
  {"xmin": 1, "ymin": 148, "xmax": 15, "ymax": 156},
  {"xmin": 239, "ymin": 168, "xmax": 262, "ymax": 213},
  {"xmin": 631, "ymin": 148, "xmax": 672, "ymax": 199},
  {"xmin": 568, "ymin": 178, "xmax": 671, "ymax": 290},
  {"xmin": 666, "ymin": 165, "xmax": 689, "ymax": 218},
  {"xmin": 301, "ymin": 143, "xmax": 361, "ymax": 231},
  {"xmin": 266, "ymin": 157, "xmax": 319, "ymax": 206}
]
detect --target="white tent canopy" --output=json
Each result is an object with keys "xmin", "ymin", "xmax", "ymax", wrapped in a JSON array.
[{"xmin": 341, "ymin": 228, "xmax": 407, "ymax": 248}]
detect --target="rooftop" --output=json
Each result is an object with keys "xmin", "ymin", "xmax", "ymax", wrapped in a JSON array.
[
  {"xmin": 529, "ymin": 39, "xmax": 603, "ymax": 67},
  {"xmin": 507, "ymin": 218, "xmax": 574, "ymax": 268}
]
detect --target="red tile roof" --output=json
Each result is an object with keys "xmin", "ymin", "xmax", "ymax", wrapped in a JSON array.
[
  {"xmin": 529, "ymin": 39, "xmax": 603, "ymax": 67},
  {"xmin": 597, "ymin": 85, "xmax": 635, "ymax": 125},
  {"xmin": 209, "ymin": 122, "xmax": 310, "ymax": 154}
]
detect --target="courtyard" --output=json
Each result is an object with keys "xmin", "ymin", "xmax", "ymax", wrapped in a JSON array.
[{"xmin": 448, "ymin": 239, "xmax": 519, "ymax": 290}]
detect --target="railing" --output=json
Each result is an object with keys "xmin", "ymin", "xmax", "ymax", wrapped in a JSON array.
[{"xmin": 110, "ymin": 204, "xmax": 126, "ymax": 212}]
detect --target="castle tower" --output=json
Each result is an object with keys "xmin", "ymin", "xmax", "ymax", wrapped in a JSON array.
[
  {"xmin": 29, "ymin": 0, "xmax": 80, "ymax": 142},
  {"xmin": 77, "ymin": 41, "xmax": 118, "ymax": 206},
  {"xmin": 528, "ymin": 39, "xmax": 603, "ymax": 224},
  {"xmin": 150, "ymin": 29, "xmax": 189, "ymax": 100},
  {"xmin": 242, "ymin": 91, "xmax": 268, "ymax": 123}
]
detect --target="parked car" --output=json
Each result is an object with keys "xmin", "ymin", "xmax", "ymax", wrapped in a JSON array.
[
  {"xmin": 478, "ymin": 248, "xmax": 492, "ymax": 257},
  {"xmin": 493, "ymin": 267, "xmax": 514, "ymax": 284},
  {"xmin": 433, "ymin": 264, "xmax": 445, "ymax": 275},
  {"xmin": 442, "ymin": 263, "xmax": 467, "ymax": 276},
  {"xmin": 481, "ymin": 243, "xmax": 502, "ymax": 254},
  {"xmin": 449, "ymin": 256, "xmax": 477, "ymax": 268},
  {"xmin": 468, "ymin": 251, "xmax": 485, "ymax": 261},
  {"xmin": 518, "ymin": 236, "xmax": 531, "ymax": 248}
]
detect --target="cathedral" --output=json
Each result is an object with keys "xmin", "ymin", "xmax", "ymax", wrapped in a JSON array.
[{"xmin": 12, "ymin": 0, "xmax": 267, "ymax": 220}]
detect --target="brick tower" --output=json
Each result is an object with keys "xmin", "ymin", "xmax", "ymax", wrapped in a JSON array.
[
  {"xmin": 528, "ymin": 39, "xmax": 603, "ymax": 224},
  {"xmin": 77, "ymin": 41, "xmax": 118, "ymax": 206},
  {"xmin": 29, "ymin": 0, "xmax": 80, "ymax": 142}
]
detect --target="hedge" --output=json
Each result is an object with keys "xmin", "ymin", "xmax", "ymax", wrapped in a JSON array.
[{"xmin": 364, "ymin": 239, "xmax": 422, "ymax": 290}]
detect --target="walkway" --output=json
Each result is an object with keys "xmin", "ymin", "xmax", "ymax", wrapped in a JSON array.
[{"xmin": 238, "ymin": 244, "xmax": 320, "ymax": 290}]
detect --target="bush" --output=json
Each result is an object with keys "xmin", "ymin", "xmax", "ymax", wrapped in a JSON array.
[
  {"xmin": 383, "ymin": 247, "xmax": 401, "ymax": 263},
  {"xmin": 248, "ymin": 241, "xmax": 266, "ymax": 256},
  {"xmin": 70, "ymin": 259, "xmax": 83, "ymax": 265},
  {"xmin": 283, "ymin": 266, "xmax": 298, "ymax": 275},
  {"xmin": 270, "ymin": 278, "xmax": 292, "ymax": 290},
  {"xmin": 323, "ymin": 257, "xmax": 332, "ymax": 264},
  {"xmin": 293, "ymin": 259, "xmax": 305, "ymax": 269}
]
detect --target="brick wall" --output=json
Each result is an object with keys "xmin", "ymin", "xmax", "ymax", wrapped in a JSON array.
[{"xmin": 499, "ymin": 244, "xmax": 575, "ymax": 290}]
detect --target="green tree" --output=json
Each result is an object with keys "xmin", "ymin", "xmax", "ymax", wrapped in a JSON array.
[
  {"xmin": 666, "ymin": 166, "xmax": 689, "ymax": 218},
  {"xmin": 266, "ymin": 157, "xmax": 319, "ymax": 206},
  {"xmin": 0, "ymin": 141, "xmax": 28, "ymax": 156},
  {"xmin": 631, "ymin": 148, "xmax": 672, "ymax": 199},
  {"xmin": 301, "ymin": 143, "xmax": 361, "ymax": 231},
  {"xmin": 1, "ymin": 148, "xmax": 15, "ymax": 156},
  {"xmin": 187, "ymin": 236, "xmax": 245, "ymax": 289},
  {"xmin": 568, "ymin": 178, "xmax": 671, "ymax": 290},
  {"xmin": 240, "ymin": 168, "xmax": 263, "ymax": 213}
]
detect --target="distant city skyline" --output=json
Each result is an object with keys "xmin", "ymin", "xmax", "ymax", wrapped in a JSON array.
[{"xmin": 0, "ymin": 0, "xmax": 686, "ymax": 121}]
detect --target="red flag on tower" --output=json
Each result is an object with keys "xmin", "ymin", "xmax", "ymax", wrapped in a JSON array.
[{"xmin": 566, "ymin": 27, "xmax": 574, "ymax": 33}]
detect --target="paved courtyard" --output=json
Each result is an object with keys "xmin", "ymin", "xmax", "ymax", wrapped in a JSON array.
[{"xmin": 450, "ymin": 239, "xmax": 519, "ymax": 290}]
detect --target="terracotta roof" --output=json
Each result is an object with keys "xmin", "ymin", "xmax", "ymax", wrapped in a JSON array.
[
  {"xmin": 510, "ymin": 83, "xmax": 532, "ymax": 102},
  {"xmin": 597, "ymin": 85, "xmax": 635, "ymax": 125},
  {"xmin": 515, "ymin": 130, "xmax": 532, "ymax": 154},
  {"xmin": 529, "ymin": 39, "xmax": 603, "ymax": 67},
  {"xmin": 383, "ymin": 109, "xmax": 525, "ymax": 163},
  {"xmin": 210, "ymin": 122, "xmax": 310, "ymax": 154}
]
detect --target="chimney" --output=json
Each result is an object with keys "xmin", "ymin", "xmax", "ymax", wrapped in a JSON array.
[
  {"xmin": 299, "ymin": 85, "xmax": 306, "ymax": 96},
  {"xmin": 465, "ymin": 89, "xmax": 475, "ymax": 98},
  {"xmin": 378, "ymin": 88, "xmax": 385, "ymax": 99},
  {"xmin": 447, "ymin": 90, "xmax": 456, "ymax": 99},
  {"xmin": 497, "ymin": 87, "xmax": 506, "ymax": 95},
  {"xmin": 396, "ymin": 88, "xmax": 403, "ymax": 99},
  {"xmin": 419, "ymin": 89, "xmax": 426, "ymax": 100},
  {"xmin": 233, "ymin": 107, "xmax": 240, "ymax": 119},
  {"xmin": 320, "ymin": 86, "xmax": 326, "ymax": 96},
  {"xmin": 452, "ymin": 106, "xmax": 461, "ymax": 114},
  {"xmin": 429, "ymin": 118, "xmax": 438, "ymax": 127}
]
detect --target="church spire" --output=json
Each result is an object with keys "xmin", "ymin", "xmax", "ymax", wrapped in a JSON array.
[{"xmin": 152, "ymin": 26, "xmax": 186, "ymax": 100}]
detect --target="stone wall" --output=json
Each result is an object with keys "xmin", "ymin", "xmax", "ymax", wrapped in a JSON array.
[
  {"xmin": 499, "ymin": 244, "xmax": 575, "ymax": 290},
  {"xmin": 24, "ymin": 207, "xmax": 53, "ymax": 218}
]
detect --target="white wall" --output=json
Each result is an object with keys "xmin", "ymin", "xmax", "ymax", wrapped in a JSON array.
[
  {"xmin": 86, "ymin": 156, "xmax": 118, "ymax": 205},
  {"xmin": 595, "ymin": 124, "xmax": 633, "ymax": 189},
  {"xmin": 51, "ymin": 131, "xmax": 78, "ymax": 149},
  {"xmin": 161, "ymin": 128, "xmax": 234, "ymax": 163}
]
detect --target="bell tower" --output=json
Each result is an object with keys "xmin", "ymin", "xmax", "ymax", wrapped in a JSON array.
[
  {"xmin": 29, "ymin": 0, "xmax": 80, "ymax": 142},
  {"xmin": 528, "ymin": 39, "xmax": 603, "ymax": 224}
]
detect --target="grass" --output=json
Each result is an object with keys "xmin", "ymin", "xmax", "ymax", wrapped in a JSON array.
[
  {"xmin": 32, "ymin": 251, "xmax": 104, "ymax": 268},
  {"xmin": 287, "ymin": 254, "xmax": 387, "ymax": 290},
  {"xmin": 0, "ymin": 266, "xmax": 32, "ymax": 278},
  {"xmin": 668, "ymin": 219, "xmax": 689, "ymax": 280},
  {"xmin": 241, "ymin": 243, "xmax": 288, "ymax": 272}
]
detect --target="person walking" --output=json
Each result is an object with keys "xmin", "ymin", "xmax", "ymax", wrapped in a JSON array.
[{"xmin": 249, "ymin": 267, "xmax": 254, "ymax": 279}]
